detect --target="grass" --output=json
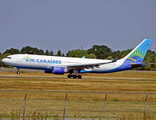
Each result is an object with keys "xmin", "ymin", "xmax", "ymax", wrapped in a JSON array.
[
  {"xmin": 0, "ymin": 100, "xmax": 156, "ymax": 119},
  {"xmin": 0, "ymin": 70, "xmax": 156, "ymax": 119},
  {"xmin": 0, "ymin": 71, "xmax": 156, "ymax": 101}
]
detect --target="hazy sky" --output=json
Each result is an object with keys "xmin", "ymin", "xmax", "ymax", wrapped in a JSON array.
[{"xmin": 0, "ymin": 0, "xmax": 156, "ymax": 54}]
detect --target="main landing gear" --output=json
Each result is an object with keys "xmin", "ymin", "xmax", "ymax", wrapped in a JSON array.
[
  {"xmin": 67, "ymin": 70, "xmax": 82, "ymax": 79},
  {"xmin": 67, "ymin": 74, "xmax": 82, "ymax": 79}
]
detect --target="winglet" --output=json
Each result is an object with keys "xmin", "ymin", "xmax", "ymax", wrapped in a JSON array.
[{"xmin": 112, "ymin": 58, "xmax": 118, "ymax": 62}]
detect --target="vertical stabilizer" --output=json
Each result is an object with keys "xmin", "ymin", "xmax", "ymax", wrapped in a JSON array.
[{"xmin": 121, "ymin": 38, "xmax": 152, "ymax": 62}]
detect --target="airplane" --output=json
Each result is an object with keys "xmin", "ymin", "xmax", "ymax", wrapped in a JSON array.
[{"xmin": 2, "ymin": 38, "xmax": 152, "ymax": 79}]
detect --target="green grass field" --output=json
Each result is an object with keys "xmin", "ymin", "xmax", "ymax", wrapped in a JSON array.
[{"xmin": 0, "ymin": 70, "xmax": 156, "ymax": 119}]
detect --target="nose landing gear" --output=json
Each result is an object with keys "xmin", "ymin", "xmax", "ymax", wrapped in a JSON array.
[{"xmin": 17, "ymin": 68, "xmax": 20, "ymax": 75}]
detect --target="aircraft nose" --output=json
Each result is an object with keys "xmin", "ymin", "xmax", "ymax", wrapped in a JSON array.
[
  {"xmin": 2, "ymin": 59, "xmax": 5, "ymax": 63},
  {"xmin": 2, "ymin": 58, "xmax": 12, "ymax": 66},
  {"xmin": 2, "ymin": 58, "xmax": 7, "ymax": 64}
]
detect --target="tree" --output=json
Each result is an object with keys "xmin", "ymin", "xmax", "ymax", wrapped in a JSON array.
[
  {"xmin": 142, "ymin": 50, "xmax": 156, "ymax": 70},
  {"xmin": 20, "ymin": 46, "xmax": 34, "ymax": 54},
  {"xmin": 57, "ymin": 50, "xmax": 62, "ymax": 56},
  {"xmin": 20, "ymin": 46, "xmax": 44, "ymax": 55},
  {"xmin": 86, "ymin": 54, "xmax": 96, "ymax": 59},
  {"xmin": 45, "ymin": 49, "xmax": 49, "ymax": 55},
  {"xmin": 120, "ymin": 49, "xmax": 132, "ymax": 58},
  {"xmin": 111, "ymin": 50, "xmax": 121, "ymax": 59},
  {"xmin": 67, "ymin": 49, "xmax": 87, "ymax": 58},
  {"xmin": 106, "ymin": 56, "xmax": 114, "ymax": 60},
  {"xmin": 62, "ymin": 53, "xmax": 65, "ymax": 56},
  {"xmin": 3, "ymin": 48, "xmax": 20, "ymax": 54},
  {"xmin": 66, "ymin": 50, "xmax": 71, "ymax": 57},
  {"xmin": 33, "ymin": 47, "xmax": 39, "ymax": 54},
  {"xmin": 49, "ymin": 50, "xmax": 54, "ymax": 56},
  {"xmin": 87, "ymin": 45, "xmax": 112, "ymax": 59},
  {"xmin": 0, "ymin": 53, "xmax": 11, "ymax": 67},
  {"xmin": 39, "ymin": 49, "xmax": 44, "ymax": 55},
  {"xmin": 67, "ymin": 49, "xmax": 96, "ymax": 58}
]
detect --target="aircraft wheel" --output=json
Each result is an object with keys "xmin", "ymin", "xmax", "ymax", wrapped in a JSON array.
[
  {"xmin": 67, "ymin": 74, "xmax": 72, "ymax": 78},
  {"xmin": 78, "ymin": 75, "xmax": 82, "ymax": 79},
  {"xmin": 17, "ymin": 71, "xmax": 20, "ymax": 75},
  {"xmin": 73, "ymin": 75, "xmax": 77, "ymax": 79}
]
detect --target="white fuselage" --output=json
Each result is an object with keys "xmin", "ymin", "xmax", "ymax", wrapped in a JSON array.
[{"xmin": 2, "ymin": 54, "xmax": 124, "ymax": 73}]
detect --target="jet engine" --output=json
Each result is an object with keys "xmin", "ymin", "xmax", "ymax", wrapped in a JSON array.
[
  {"xmin": 52, "ymin": 66, "xmax": 64, "ymax": 74},
  {"xmin": 44, "ymin": 66, "xmax": 65, "ymax": 74},
  {"xmin": 44, "ymin": 69, "xmax": 52, "ymax": 73}
]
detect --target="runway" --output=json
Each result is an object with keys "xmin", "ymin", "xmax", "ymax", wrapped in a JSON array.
[{"xmin": 0, "ymin": 75, "xmax": 156, "ymax": 81}]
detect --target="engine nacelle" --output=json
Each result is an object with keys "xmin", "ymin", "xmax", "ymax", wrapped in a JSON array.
[
  {"xmin": 53, "ymin": 66, "xmax": 65, "ymax": 74},
  {"xmin": 44, "ymin": 69, "xmax": 52, "ymax": 73},
  {"xmin": 44, "ymin": 67, "xmax": 65, "ymax": 74}
]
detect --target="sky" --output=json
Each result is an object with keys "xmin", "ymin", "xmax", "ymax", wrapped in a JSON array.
[{"xmin": 0, "ymin": 0, "xmax": 156, "ymax": 55}]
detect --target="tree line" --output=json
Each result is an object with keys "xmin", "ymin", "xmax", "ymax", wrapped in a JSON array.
[{"xmin": 0, "ymin": 45, "xmax": 156, "ymax": 70}]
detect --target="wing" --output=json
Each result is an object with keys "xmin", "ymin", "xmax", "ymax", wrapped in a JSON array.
[{"xmin": 67, "ymin": 58, "xmax": 118, "ymax": 70}]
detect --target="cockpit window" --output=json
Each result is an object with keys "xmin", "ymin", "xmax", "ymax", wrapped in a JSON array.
[{"xmin": 7, "ymin": 57, "xmax": 11, "ymax": 59}]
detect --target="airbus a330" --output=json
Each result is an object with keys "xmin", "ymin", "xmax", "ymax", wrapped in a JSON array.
[{"xmin": 2, "ymin": 38, "xmax": 152, "ymax": 79}]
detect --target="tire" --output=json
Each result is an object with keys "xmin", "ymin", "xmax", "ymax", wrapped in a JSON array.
[
  {"xmin": 67, "ymin": 75, "xmax": 72, "ymax": 78},
  {"xmin": 73, "ymin": 75, "xmax": 77, "ymax": 79},
  {"xmin": 17, "ymin": 71, "xmax": 20, "ymax": 75},
  {"xmin": 78, "ymin": 75, "xmax": 82, "ymax": 79}
]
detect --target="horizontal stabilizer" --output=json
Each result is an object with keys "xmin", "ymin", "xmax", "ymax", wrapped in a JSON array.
[
  {"xmin": 131, "ymin": 62, "xmax": 146, "ymax": 68},
  {"xmin": 131, "ymin": 62, "xmax": 154, "ymax": 68},
  {"xmin": 130, "ymin": 62, "xmax": 154, "ymax": 68}
]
